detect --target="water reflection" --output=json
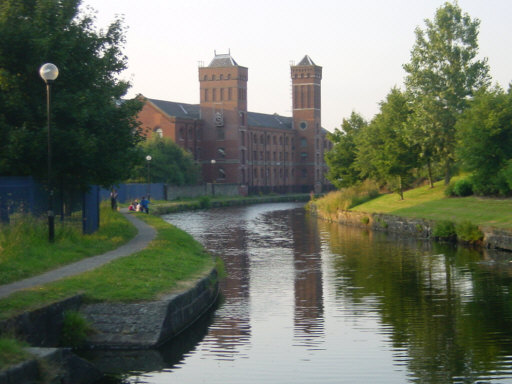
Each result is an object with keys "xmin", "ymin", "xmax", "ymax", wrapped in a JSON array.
[{"xmin": 95, "ymin": 203, "xmax": 512, "ymax": 384}]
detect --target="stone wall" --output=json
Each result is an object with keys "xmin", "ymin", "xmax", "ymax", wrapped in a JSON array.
[
  {"xmin": 80, "ymin": 268, "xmax": 219, "ymax": 349},
  {"xmin": 311, "ymin": 206, "xmax": 512, "ymax": 252}
]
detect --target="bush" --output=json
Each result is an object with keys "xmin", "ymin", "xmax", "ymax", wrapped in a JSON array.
[
  {"xmin": 455, "ymin": 220, "xmax": 483, "ymax": 243},
  {"xmin": 60, "ymin": 311, "xmax": 92, "ymax": 348},
  {"xmin": 433, "ymin": 220, "xmax": 456, "ymax": 239},
  {"xmin": 199, "ymin": 196, "xmax": 211, "ymax": 209},
  {"xmin": 453, "ymin": 179, "xmax": 473, "ymax": 196}
]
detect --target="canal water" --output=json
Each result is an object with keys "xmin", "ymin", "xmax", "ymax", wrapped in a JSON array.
[{"xmin": 99, "ymin": 202, "xmax": 512, "ymax": 383}]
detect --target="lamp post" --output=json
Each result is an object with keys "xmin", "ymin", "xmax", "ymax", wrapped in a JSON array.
[
  {"xmin": 210, "ymin": 159, "xmax": 216, "ymax": 196},
  {"xmin": 146, "ymin": 155, "xmax": 152, "ymax": 199},
  {"xmin": 39, "ymin": 63, "xmax": 59, "ymax": 242}
]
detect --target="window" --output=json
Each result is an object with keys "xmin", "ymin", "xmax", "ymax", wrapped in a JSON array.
[
  {"xmin": 218, "ymin": 168, "xmax": 226, "ymax": 179},
  {"xmin": 154, "ymin": 127, "xmax": 163, "ymax": 138},
  {"xmin": 212, "ymin": 88, "xmax": 216, "ymax": 102},
  {"xmin": 220, "ymin": 74, "xmax": 223, "ymax": 80},
  {"xmin": 220, "ymin": 88, "xmax": 224, "ymax": 101},
  {"xmin": 179, "ymin": 127, "xmax": 184, "ymax": 140},
  {"xmin": 301, "ymin": 168, "xmax": 307, "ymax": 178},
  {"xmin": 260, "ymin": 135, "xmax": 264, "ymax": 144},
  {"xmin": 300, "ymin": 138, "xmax": 307, "ymax": 147},
  {"xmin": 204, "ymin": 89, "xmax": 209, "ymax": 102},
  {"xmin": 273, "ymin": 136, "xmax": 277, "ymax": 145},
  {"xmin": 253, "ymin": 151, "xmax": 257, "ymax": 160},
  {"xmin": 301, "ymin": 152, "xmax": 308, "ymax": 161},
  {"xmin": 229, "ymin": 88, "xmax": 232, "ymax": 101},
  {"xmin": 217, "ymin": 147, "xmax": 226, "ymax": 158},
  {"xmin": 273, "ymin": 152, "xmax": 276, "ymax": 161}
]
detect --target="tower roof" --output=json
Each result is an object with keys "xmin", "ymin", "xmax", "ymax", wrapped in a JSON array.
[
  {"xmin": 297, "ymin": 55, "xmax": 316, "ymax": 66},
  {"xmin": 208, "ymin": 51, "xmax": 239, "ymax": 67}
]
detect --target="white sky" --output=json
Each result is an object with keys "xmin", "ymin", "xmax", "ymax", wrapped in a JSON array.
[{"xmin": 80, "ymin": 0, "xmax": 512, "ymax": 132}]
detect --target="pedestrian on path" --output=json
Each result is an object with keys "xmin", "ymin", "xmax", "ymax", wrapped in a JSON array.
[{"xmin": 140, "ymin": 196, "xmax": 150, "ymax": 214}]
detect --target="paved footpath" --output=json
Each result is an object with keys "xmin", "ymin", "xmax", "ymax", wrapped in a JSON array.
[{"xmin": 0, "ymin": 210, "xmax": 157, "ymax": 300}]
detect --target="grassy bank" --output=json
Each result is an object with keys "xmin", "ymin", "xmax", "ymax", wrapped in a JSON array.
[
  {"xmin": 0, "ymin": 213, "xmax": 214, "ymax": 321},
  {"xmin": 315, "ymin": 181, "xmax": 512, "ymax": 230},
  {"xmin": 0, "ymin": 204, "xmax": 136, "ymax": 285},
  {"xmin": 0, "ymin": 338, "xmax": 31, "ymax": 370}
]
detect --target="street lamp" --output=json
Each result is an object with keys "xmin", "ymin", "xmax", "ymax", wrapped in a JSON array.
[
  {"xmin": 146, "ymin": 155, "xmax": 152, "ymax": 199},
  {"xmin": 39, "ymin": 63, "xmax": 59, "ymax": 242}
]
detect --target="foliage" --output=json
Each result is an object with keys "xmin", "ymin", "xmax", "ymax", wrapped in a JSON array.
[
  {"xmin": 403, "ymin": 1, "xmax": 490, "ymax": 184},
  {"xmin": 0, "ymin": 337, "xmax": 30, "ymax": 370},
  {"xmin": 445, "ymin": 178, "xmax": 473, "ymax": 197},
  {"xmin": 132, "ymin": 134, "xmax": 201, "ymax": 185},
  {"xmin": 455, "ymin": 220, "xmax": 483, "ymax": 243},
  {"xmin": 433, "ymin": 220, "xmax": 456, "ymax": 239},
  {"xmin": 312, "ymin": 179, "xmax": 379, "ymax": 214},
  {"xmin": 355, "ymin": 88, "xmax": 419, "ymax": 199},
  {"xmin": 199, "ymin": 196, "xmax": 211, "ymax": 209},
  {"xmin": 60, "ymin": 310, "xmax": 92, "ymax": 348},
  {"xmin": 456, "ymin": 87, "xmax": 512, "ymax": 195},
  {"xmin": 325, "ymin": 112, "xmax": 367, "ymax": 188},
  {"xmin": 0, "ymin": 0, "xmax": 143, "ymax": 191}
]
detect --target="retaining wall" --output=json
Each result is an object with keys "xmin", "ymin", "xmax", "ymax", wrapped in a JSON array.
[{"xmin": 311, "ymin": 207, "xmax": 512, "ymax": 252}]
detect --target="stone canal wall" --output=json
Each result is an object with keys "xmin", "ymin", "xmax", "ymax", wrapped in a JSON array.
[
  {"xmin": 310, "ymin": 207, "xmax": 512, "ymax": 252},
  {"xmin": 80, "ymin": 268, "xmax": 219, "ymax": 349}
]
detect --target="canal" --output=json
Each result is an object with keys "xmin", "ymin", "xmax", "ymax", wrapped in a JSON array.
[{"xmin": 103, "ymin": 202, "xmax": 512, "ymax": 383}]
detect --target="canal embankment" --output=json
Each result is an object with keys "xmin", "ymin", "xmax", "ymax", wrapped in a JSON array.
[{"xmin": 308, "ymin": 182, "xmax": 512, "ymax": 252}]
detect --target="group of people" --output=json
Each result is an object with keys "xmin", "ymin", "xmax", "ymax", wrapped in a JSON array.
[{"xmin": 128, "ymin": 196, "xmax": 150, "ymax": 213}]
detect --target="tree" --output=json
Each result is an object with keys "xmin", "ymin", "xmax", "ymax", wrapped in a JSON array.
[
  {"xmin": 355, "ymin": 88, "xmax": 418, "ymax": 199},
  {"xmin": 325, "ymin": 112, "xmax": 367, "ymax": 188},
  {"xmin": 133, "ymin": 135, "xmax": 201, "ymax": 186},
  {"xmin": 0, "ymin": 0, "xmax": 143, "ymax": 191},
  {"xmin": 403, "ymin": 1, "xmax": 490, "ymax": 184},
  {"xmin": 456, "ymin": 86, "xmax": 512, "ymax": 195}
]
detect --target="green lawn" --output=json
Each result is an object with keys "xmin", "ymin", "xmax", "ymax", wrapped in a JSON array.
[
  {"xmin": 351, "ymin": 181, "xmax": 512, "ymax": 229},
  {"xmin": 0, "ymin": 204, "xmax": 137, "ymax": 285}
]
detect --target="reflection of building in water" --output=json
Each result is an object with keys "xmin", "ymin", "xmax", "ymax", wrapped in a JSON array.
[
  {"xmin": 203, "ymin": 218, "xmax": 252, "ymax": 360},
  {"xmin": 291, "ymin": 210, "xmax": 325, "ymax": 346}
]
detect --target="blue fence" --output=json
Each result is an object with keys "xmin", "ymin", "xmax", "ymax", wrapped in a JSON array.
[{"xmin": 0, "ymin": 176, "xmax": 99, "ymax": 234}]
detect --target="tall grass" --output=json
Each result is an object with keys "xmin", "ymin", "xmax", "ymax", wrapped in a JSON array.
[
  {"xmin": 0, "ymin": 337, "xmax": 30, "ymax": 370},
  {"xmin": 0, "ymin": 203, "xmax": 136, "ymax": 285},
  {"xmin": 311, "ymin": 180, "xmax": 380, "ymax": 215}
]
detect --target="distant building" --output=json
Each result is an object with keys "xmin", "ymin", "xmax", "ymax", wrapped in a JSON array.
[{"xmin": 137, "ymin": 52, "xmax": 331, "ymax": 194}]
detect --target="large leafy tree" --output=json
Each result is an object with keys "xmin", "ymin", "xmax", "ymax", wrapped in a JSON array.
[
  {"xmin": 403, "ymin": 1, "xmax": 490, "ymax": 184},
  {"xmin": 355, "ymin": 88, "xmax": 418, "ymax": 199},
  {"xmin": 0, "ymin": 0, "xmax": 143, "ymax": 191},
  {"xmin": 133, "ymin": 135, "xmax": 201, "ymax": 186},
  {"xmin": 325, "ymin": 111, "xmax": 367, "ymax": 189},
  {"xmin": 456, "ymin": 87, "xmax": 512, "ymax": 195}
]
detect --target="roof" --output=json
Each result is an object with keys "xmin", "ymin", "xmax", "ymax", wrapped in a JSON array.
[
  {"xmin": 248, "ymin": 112, "xmax": 293, "ymax": 130},
  {"xmin": 208, "ymin": 53, "xmax": 239, "ymax": 68},
  {"xmin": 148, "ymin": 98, "xmax": 200, "ymax": 119},
  {"xmin": 297, "ymin": 55, "xmax": 316, "ymax": 66},
  {"xmin": 146, "ymin": 98, "xmax": 294, "ymax": 130}
]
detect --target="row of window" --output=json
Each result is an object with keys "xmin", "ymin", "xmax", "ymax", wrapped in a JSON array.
[
  {"xmin": 203, "ymin": 87, "xmax": 247, "ymax": 102},
  {"xmin": 202, "ymin": 74, "xmax": 248, "ymax": 81}
]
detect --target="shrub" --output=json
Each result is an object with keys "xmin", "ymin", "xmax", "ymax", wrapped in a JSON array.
[
  {"xmin": 199, "ymin": 196, "xmax": 211, "ymax": 209},
  {"xmin": 444, "ymin": 182, "xmax": 456, "ymax": 197},
  {"xmin": 455, "ymin": 220, "xmax": 483, "ymax": 243},
  {"xmin": 60, "ymin": 311, "xmax": 92, "ymax": 348},
  {"xmin": 433, "ymin": 220, "xmax": 456, "ymax": 239},
  {"xmin": 453, "ymin": 179, "xmax": 473, "ymax": 197}
]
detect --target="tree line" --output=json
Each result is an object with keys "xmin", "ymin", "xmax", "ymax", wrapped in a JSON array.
[{"xmin": 326, "ymin": 1, "xmax": 512, "ymax": 199}]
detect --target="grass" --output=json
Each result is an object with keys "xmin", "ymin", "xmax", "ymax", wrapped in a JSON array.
[
  {"xmin": 350, "ymin": 181, "xmax": 512, "ymax": 230},
  {"xmin": 0, "ymin": 337, "xmax": 31, "ymax": 370},
  {"xmin": 0, "ymin": 213, "xmax": 214, "ymax": 321},
  {"xmin": 0, "ymin": 203, "xmax": 137, "ymax": 285}
]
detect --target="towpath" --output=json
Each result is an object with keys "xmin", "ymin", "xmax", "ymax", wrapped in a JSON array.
[{"xmin": 0, "ymin": 210, "xmax": 156, "ymax": 299}]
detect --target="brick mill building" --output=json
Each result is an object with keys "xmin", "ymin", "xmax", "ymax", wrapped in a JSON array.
[{"xmin": 137, "ymin": 52, "xmax": 331, "ymax": 194}]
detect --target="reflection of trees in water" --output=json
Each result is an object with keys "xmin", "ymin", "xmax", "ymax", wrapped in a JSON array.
[{"xmin": 318, "ymin": 219, "xmax": 512, "ymax": 383}]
